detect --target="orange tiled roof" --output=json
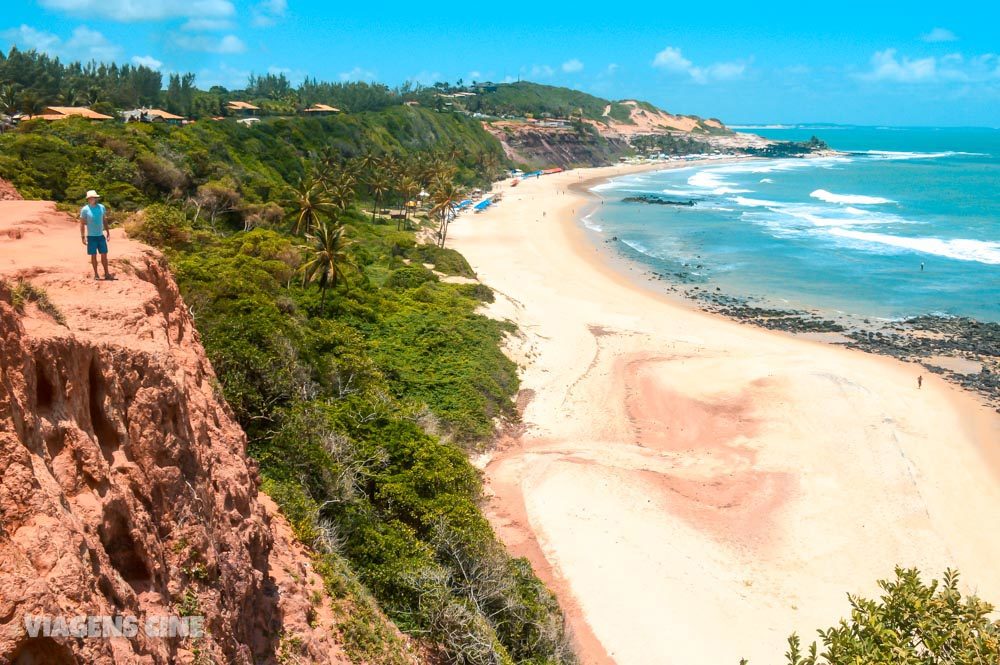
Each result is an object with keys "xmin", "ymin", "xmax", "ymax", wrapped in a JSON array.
[
  {"xmin": 42, "ymin": 106, "xmax": 113, "ymax": 120},
  {"xmin": 226, "ymin": 101, "xmax": 260, "ymax": 110},
  {"xmin": 144, "ymin": 108, "xmax": 185, "ymax": 120},
  {"xmin": 304, "ymin": 103, "xmax": 340, "ymax": 112}
]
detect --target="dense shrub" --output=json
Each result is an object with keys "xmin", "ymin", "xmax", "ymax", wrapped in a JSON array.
[{"xmin": 124, "ymin": 204, "xmax": 192, "ymax": 248}]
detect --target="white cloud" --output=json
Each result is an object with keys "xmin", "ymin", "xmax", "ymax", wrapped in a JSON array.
[
  {"xmin": 860, "ymin": 49, "xmax": 1000, "ymax": 83},
  {"xmin": 922, "ymin": 27, "xmax": 957, "ymax": 43},
  {"xmin": 131, "ymin": 54, "xmax": 163, "ymax": 69},
  {"xmin": 699, "ymin": 61, "xmax": 746, "ymax": 81},
  {"xmin": 468, "ymin": 70, "xmax": 482, "ymax": 80},
  {"xmin": 252, "ymin": 0, "xmax": 287, "ymax": 26},
  {"xmin": 339, "ymin": 66, "xmax": 377, "ymax": 82},
  {"xmin": 65, "ymin": 26, "xmax": 121, "ymax": 61},
  {"xmin": 605, "ymin": 63, "xmax": 620, "ymax": 75},
  {"xmin": 173, "ymin": 33, "xmax": 245, "ymax": 53},
  {"xmin": 652, "ymin": 46, "xmax": 692, "ymax": 72},
  {"xmin": 181, "ymin": 18, "xmax": 234, "ymax": 31},
  {"xmin": 652, "ymin": 46, "xmax": 746, "ymax": 83},
  {"xmin": 40, "ymin": 0, "xmax": 235, "ymax": 22},
  {"xmin": 1, "ymin": 24, "xmax": 121, "ymax": 62},
  {"xmin": 1, "ymin": 25, "xmax": 61, "ymax": 54},
  {"xmin": 561, "ymin": 58, "xmax": 584, "ymax": 73},
  {"xmin": 528, "ymin": 64, "xmax": 555, "ymax": 78},
  {"xmin": 198, "ymin": 62, "xmax": 250, "ymax": 89},
  {"xmin": 862, "ymin": 48, "xmax": 939, "ymax": 82}
]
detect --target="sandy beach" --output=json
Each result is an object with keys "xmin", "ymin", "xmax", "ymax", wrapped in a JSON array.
[{"xmin": 447, "ymin": 163, "xmax": 1000, "ymax": 664}]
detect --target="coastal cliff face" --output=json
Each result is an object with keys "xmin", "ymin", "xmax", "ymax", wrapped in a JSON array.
[
  {"xmin": 485, "ymin": 122, "xmax": 631, "ymax": 169},
  {"xmin": 0, "ymin": 201, "xmax": 350, "ymax": 664}
]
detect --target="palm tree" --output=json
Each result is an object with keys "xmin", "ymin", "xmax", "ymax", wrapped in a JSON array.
[
  {"xmin": 355, "ymin": 150, "xmax": 379, "ymax": 176},
  {"xmin": 430, "ymin": 178, "xmax": 463, "ymax": 248},
  {"xmin": 367, "ymin": 168, "xmax": 391, "ymax": 223},
  {"xmin": 481, "ymin": 152, "xmax": 502, "ymax": 185},
  {"xmin": 18, "ymin": 91, "xmax": 44, "ymax": 119},
  {"xmin": 329, "ymin": 180, "xmax": 355, "ymax": 213},
  {"xmin": 301, "ymin": 222, "xmax": 354, "ymax": 315},
  {"xmin": 0, "ymin": 85, "xmax": 21, "ymax": 117},
  {"xmin": 397, "ymin": 176, "xmax": 421, "ymax": 229},
  {"xmin": 286, "ymin": 176, "xmax": 335, "ymax": 235}
]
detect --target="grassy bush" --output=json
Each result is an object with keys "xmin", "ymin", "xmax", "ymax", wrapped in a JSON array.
[
  {"xmin": 770, "ymin": 568, "xmax": 1000, "ymax": 665},
  {"xmin": 124, "ymin": 203, "xmax": 193, "ymax": 248},
  {"xmin": 10, "ymin": 279, "xmax": 66, "ymax": 326}
]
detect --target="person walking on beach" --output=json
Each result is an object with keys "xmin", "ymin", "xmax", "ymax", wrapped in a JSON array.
[
  {"xmin": 80, "ymin": 190, "xmax": 112, "ymax": 280},
  {"xmin": 917, "ymin": 374, "xmax": 923, "ymax": 389}
]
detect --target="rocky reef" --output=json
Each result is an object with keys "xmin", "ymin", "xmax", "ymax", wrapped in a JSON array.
[{"xmin": 621, "ymin": 195, "xmax": 696, "ymax": 206}]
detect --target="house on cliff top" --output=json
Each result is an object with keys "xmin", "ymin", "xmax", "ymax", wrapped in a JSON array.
[
  {"xmin": 226, "ymin": 101, "xmax": 260, "ymax": 117},
  {"xmin": 121, "ymin": 108, "xmax": 186, "ymax": 125},
  {"xmin": 37, "ymin": 106, "xmax": 113, "ymax": 121}
]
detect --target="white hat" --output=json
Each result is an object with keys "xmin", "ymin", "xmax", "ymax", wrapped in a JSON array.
[{"xmin": 86, "ymin": 190, "xmax": 101, "ymax": 199}]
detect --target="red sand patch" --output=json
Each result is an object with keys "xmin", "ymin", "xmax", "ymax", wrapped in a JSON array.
[{"xmin": 624, "ymin": 357, "xmax": 794, "ymax": 546}]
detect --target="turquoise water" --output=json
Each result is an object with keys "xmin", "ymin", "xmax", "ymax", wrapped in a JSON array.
[{"xmin": 588, "ymin": 127, "xmax": 1000, "ymax": 322}]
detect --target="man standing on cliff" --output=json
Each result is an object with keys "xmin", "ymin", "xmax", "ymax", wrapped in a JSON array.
[{"xmin": 80, "ymin": 190, "xmax": 113, "ymax": 280}]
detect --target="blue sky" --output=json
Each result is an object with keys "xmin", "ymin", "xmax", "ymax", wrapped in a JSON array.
[{"xmin": 3, "ymin": 0, "xmax": 999, "ymax": 126}]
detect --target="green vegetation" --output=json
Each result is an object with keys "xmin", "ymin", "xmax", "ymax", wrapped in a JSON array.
[
  {"xmin": 746, "ymin": 568, "xmax": 1000, "ymax": 665},
  {"xmin": 0, "ymin": 108, "xmax": 503, "ymax": 210},
  {"xmin": 745, "ymin": 136, "xmax": 829, "ymax": 158},
  {"xmin": 7, "ymin": 279, "xmax": 67, "ymax": 326},
  {"xmin": 0, "ymin": 90, "xmax": 573, "ymax": 662},
  {"xmin": 0, "ymin": 48, "xmax": 413, "ymax": 118},
  {"xmin": 631, "ymin": 132, "xmax": 708, "ymax": 156},
  {"xmin": 464, "ymin": 81, "xmax": 612, "ymax": 120},
  {"xmin": 175, "ymin": 222, "xmax": 570, "ymax": 663}
]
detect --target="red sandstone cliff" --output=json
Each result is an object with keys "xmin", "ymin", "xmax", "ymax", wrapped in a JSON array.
[{"xmin": 0, "ymin": 201, "xmax": 356, "ymax": 664}]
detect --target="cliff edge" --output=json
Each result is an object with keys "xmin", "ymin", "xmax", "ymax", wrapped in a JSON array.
[{"xmin": 0, "ymin": 201, "xmax": 352, "ymax": 664}]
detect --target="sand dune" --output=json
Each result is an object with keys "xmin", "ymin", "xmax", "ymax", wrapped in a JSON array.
[{"xmin": 448, "ymin": 165, "xmax": 1000, "ymax": 664}]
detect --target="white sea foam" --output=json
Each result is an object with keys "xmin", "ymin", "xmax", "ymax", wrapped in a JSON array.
[
  {"xmin": 732, "ymin": 196, "xmax": 784, "ymax": 208},
  {"xmin": 827, "ymin": 229, "xmax": 1000, "ymax": 265},
  {"xmin": 742, "ymin": 202, "xmax": 910, "ymax": 232},
  {"xmin": 810, "ymin": 189, "xmax": 895, "ymax": 205},
  {"xmin": 687, "ymin": 170, "xmax": 727, "ymax": 189},
  {"xmin": 581, "ymin": 214, "xmax": 603, "ymax": 232},
  {"xmin": 782, "ymin": 209, "xmax": 891, "ymax": 228},
  {"xmin": 685, "ymin": 169, "xmax": 752, "ymax": 195},
  {"xmin": 620, "ymin": 239, "xmax": 657, "ymax": 258},
  {"xmin": 759, "ymin": 178, "xmax": 774, "ymax": 183},
  {"xmin": 862, "ymin": 150, "xmax": 985, "ymax": 161}
]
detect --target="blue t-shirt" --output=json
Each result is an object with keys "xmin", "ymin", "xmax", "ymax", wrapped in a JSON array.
[{"xmin": 80, "ymin": 203, "xmax": 106, "ymax": 236}]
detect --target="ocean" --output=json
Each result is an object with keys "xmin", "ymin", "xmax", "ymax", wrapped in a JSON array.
[{"xmin": 587, "ymin": 126, "xmax": 1000, "ymax": 322}]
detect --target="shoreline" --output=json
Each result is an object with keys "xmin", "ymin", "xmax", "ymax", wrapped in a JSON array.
[
  {"xmin": 447, "ymin": 161, "xmax": 1000, "ymax": 664},
  {"xmin": 568, "ymin": 163, "xmax": 1000, "ymax": 413}
]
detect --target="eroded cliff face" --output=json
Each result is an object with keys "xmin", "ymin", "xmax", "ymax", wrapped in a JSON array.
[
  {"xmin": 485, "ymin": 123, "xmax": 631, "ymax": 169},
  {"xmin": 0, "ymin": 202, "xmax": 348, "ymax": 664}
]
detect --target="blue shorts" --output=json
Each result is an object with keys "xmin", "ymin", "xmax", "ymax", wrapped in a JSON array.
[{"xmin": 87, "ymin": 235, "xmax": 108, "ymax": 256}]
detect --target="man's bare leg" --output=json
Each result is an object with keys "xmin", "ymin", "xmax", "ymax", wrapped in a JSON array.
[
  {"xmin": 91, "ymin": 254, "xmax": 100, "ymax": 279},
  {"xmin": 100, "ymin": 252, "xmax": 110, "ymax": 278}
]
